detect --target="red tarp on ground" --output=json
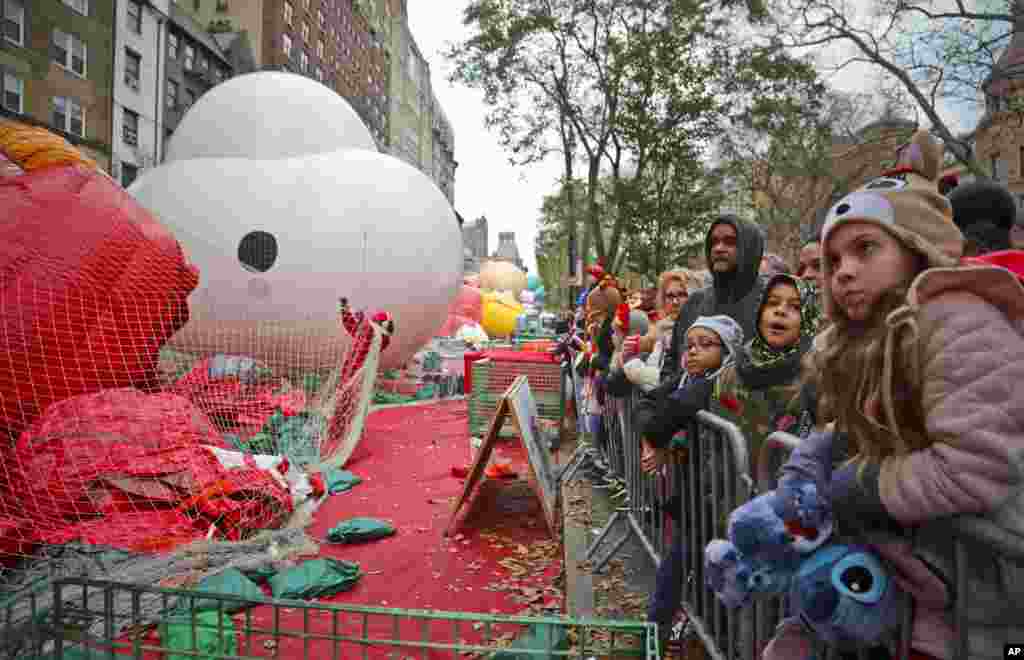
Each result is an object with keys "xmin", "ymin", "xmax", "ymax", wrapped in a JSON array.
[
  {"xmin": 242, "ymin": 399, "xmax": 564, "ymax": 659},
  {"xmin": 0, "ymin": 388, "xmax": 294, "ymax": 559}
]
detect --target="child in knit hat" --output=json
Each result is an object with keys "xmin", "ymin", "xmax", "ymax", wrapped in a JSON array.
[
  {"xmin": 633, "ymin": 314, "xmax": 743, "ymax": 473},
  {"xmin": 791, "ymin": 129, "xmax": 1024, "ymax": 660},
  {"xmin": 630, "ymin": 314, "xmax": 742, "ymax": 647}
]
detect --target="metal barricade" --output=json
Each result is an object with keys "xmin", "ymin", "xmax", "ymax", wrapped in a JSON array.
[
  {"xmin": 572, "ymin": 374, "xmax": 1024, "ymax": 660},
  {"xmin": 19, "ymin": 578, "xmax": 658, "ymax": 660}
]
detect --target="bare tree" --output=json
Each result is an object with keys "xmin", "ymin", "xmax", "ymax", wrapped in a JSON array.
[{"xmin": 765, "ymin": 0, "xmax": 1022, "ymax": 177}]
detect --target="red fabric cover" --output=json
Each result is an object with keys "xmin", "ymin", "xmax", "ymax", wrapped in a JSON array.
[
  {"xmin": 463, "ymin": 351, "xmax": 486, "ymax": 393},
  {"xmin": 437, "ymin": 285, "xmax": 484, "ymax": 336},
  {"xmin": 483, "ymin": 350, "xmax": 558, "ymax": 364},
  {"xmin": 962, "ymin": 249, "xmax": 1024, "ymax": 282},
  {"xmin": 170, "ymin": 357, "xmax": 307, "ymax": 438},
  {"xmin": 0, "ymin": 164, "xmax": 199, "ymax": 438},
  {"xmin": 436, "ymin": 314, "xmax": 476, "ymax": 337},
  {"xmin": 451, "ymin": 285, "xmax": 483, "ymax": 322},
  {"xmin": 0, "ymin": 388, "xmax": 292, "ymax": 557},
  {"xmin": 463, "ymin": 350, "xmax": 559, "ymax": 395}
]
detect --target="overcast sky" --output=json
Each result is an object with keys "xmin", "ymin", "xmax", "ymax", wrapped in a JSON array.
[
  {"xmin": 407, "ymin": 3, "xmax": 556, "ymax": 275},
  {"xmin": 407, "ymin": 3, "xmax": 989, "ymax": 275}
]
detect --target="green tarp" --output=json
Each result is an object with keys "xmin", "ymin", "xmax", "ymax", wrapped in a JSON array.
[
  {"xmin": 269, "ymin": 558, "xmax": 362, "ymax": 600},
  {"xmin": 326, "ymin": 517, "xmax": 396, "ymax": 545},
  {"xmin": 229, "ymin": 409, "xmax": 325, "ymax": 467},
  {"xmin": 159, "ymin": 610, "xmax": 238, "ymax": 660}
]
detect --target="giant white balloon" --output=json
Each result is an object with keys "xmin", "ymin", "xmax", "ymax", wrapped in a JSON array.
[
  {"xmin": 130, "ymin": 73, "xmax": 462, "ymax": 370},
  {"xmin": 164, "ymin": 72, "xmax": 377, "ymax": 162}
]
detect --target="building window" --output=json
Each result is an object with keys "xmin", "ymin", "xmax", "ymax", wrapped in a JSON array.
[
  {"xmin": 992, "ymin": 153, "xmax": 1008, "ymax": 181},
  {"xmin": 124, "ymin": 49, "xmax": 141, "ymax": 89},
  {"xmin": 283, "ymin": 1, "xmax": 293, "ymax": 25},
  {"xmin": 62, "ymin": 0, "xmax": 88, "ymax": 16},
  {"xmin": 1, "ymin": 72, "xmax": 22, "ymax": 113},
  {"xmin": 193, "ymin": 0, "xmax": 200, "ymax": 10},
  {"xmin": 183, "ymin": 44, "xmax": 195, "ymax": 69},
  {"xmin": 300, "ymin": 50, "xmax": 309, "ymax": 72},
  {"xmin": 185, "ymin": 88, "xmax": 196, "ymax": 109},
  {"xmin": 318, "ymin": 9, "xmax": 324, "ymax": 27},
  {"xmin": 121, "ymin": 162, "xmax": 139, "ymax": 187},
  {"xmin": 314, "ymin": 66, "xmax": 322, "ymax": 81},
  {"xmin": 52, "ymin": 96, "xmax": 85, "ymax": 137},
  {"xmin": 2, "ymin": 0, "xmax": 24, "ymax": 46},
  {"xmin": 301, "ymin": 22, "xmax": 309, "ymax": 43},
  {"xmin": 198, "ymin": 54, "xmax": 207, "ymax": 70},
  {"xmin": 52, "ymin": 29, "xmax": 88, "ymax": 78},
  {"xmin": 166, "ymin": 79, "xmax": 178, "ymax": 109},
  {"xmin": 123, "ymin": 109, "xmax": 139, "ymax": 146},
  {"xmin": 316, "ymin": 39, "xmax": 323, "ymax": 59},
  {"xmin": 282, "ymin": 32, "xmax": 292, "ymax": 56},
  {"xmin": 302, "ymin": 0, "xmax": 309, "ymax": 8},
  {"xmin": 167, "ymin": 32, "xmax": 179, "ymax": 59},
  {"xmin": 126, "ymin": 0, "xmax": 142, "ymax": 33}
]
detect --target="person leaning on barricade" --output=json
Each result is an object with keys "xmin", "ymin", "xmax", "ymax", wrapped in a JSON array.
[
  {"xmin": 659, "ymin": 215, "xmax": 767, "ymax": 388},
  {"xmin": 768, "ymin": 129, "xmax": 1024, "ymax": 660},
  {"xmin": 633, "ymin": 315, "xmax": 743, "ymax": 480},
  {"xmin": 632, "ymin": 314, "xmax": 742, "ymax": 651},
  {"xmin": 707, "ymin": 273, "xmax": 822, "ymax": 473},
  {"xmin": 619, "ymin": 270, "xmax": 693, "ymax": 394},
  {"xmin": 604, "ymin": 304, "xmax": 650, "ymax": 398}
]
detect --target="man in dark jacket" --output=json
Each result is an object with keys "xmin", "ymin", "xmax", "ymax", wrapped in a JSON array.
[{"xmin": 660, "ymin": 214, "xmax": 766, "ymax": 385}]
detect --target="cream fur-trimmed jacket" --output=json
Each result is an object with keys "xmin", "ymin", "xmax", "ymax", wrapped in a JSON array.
[{"xmin": 826, "ymin": 264, "xmax": 1024, "ymax": 659}]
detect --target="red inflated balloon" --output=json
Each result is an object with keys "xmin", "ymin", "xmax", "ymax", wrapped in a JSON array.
[{"xmin": 0, "ymin": 164, "xmax": 199, "ymax": 438}]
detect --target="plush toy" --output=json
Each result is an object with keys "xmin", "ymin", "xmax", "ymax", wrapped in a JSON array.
[{"xmin": 704, "ymin": 478, "xmax": 908, "ymax": 655}]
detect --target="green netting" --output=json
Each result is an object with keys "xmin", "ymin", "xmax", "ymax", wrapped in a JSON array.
[
  {"xmin": 159, "ymin": 610, "xmax": 238, "ymax": 660},
  {"xmin": 268, "ymin": 558, "xmax": 362, "ymax": 600},
  {"xmin": 326, "ymin": 517, "xmax": 396, "ymax": 544}
]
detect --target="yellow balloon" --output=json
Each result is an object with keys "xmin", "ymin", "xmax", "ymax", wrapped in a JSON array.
[
  {"xmin": 481, "ymin": 296, "xmax": 522, "ymax": 337},
  {"xmin": 479, "ymin": 261, "xmax": 528, "ymax": 295}
]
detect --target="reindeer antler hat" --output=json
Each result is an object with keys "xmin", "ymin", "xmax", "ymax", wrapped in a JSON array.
[{"xmin": 820, "ymin": 129, "xmax": 965, "ymax": 316}]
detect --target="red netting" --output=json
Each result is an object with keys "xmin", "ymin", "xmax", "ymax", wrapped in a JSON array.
[{"xmin": 0, "ymin": 125, "xmax": 384, "ymax": 597}]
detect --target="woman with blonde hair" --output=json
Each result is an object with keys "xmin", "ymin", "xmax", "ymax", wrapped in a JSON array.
[{"xmin": 618, "ymin": 270, "xmax": 693, "ymax": 391}]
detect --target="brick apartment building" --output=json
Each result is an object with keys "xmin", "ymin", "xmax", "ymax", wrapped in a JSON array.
[
  {"xmin": 1, "ymin": 0, "xmax": 116, "ymax": 170},
  {"xmin": 751, "ymin": 116, "xmax": 916, "ymax": 257},
  {"xmin": 184, "ymin": 0, "xmax": 390, "ymax": 145}
]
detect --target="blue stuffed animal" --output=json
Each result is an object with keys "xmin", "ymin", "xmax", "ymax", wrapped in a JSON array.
[{"xmin": 704, "ymin": 482, "xmax": 906, "ymax": 654}]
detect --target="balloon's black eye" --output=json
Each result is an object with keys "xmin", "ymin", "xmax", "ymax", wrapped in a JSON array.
[
  {"xmin": 238, "ymin": 231, "xmax": 278, "ymax": 273},
  {"xmin": 840, "ymin": 565, "xmax": 873, "ymax": 594},
  {"xmin": 836, "ymin": 203, "xmax": 850, "ymax": 215}
]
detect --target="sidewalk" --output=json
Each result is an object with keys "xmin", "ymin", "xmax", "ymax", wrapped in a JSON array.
[{"xmin": 559, "ymin": 433, "xmax": 657, "ymax": 622}]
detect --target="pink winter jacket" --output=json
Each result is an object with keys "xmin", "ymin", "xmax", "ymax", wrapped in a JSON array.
[
  {"xmin": 874, "ymin": 265, "xmax": 1024, "ymax": 660},
  {"xmin": 764, "ymin": 265, "xmax": 1024, "ymax": 660}
]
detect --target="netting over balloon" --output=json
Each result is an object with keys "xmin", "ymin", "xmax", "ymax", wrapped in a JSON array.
[{"xmin": 0, "ymin": 118, "xmax": 390, "ymax": 651}]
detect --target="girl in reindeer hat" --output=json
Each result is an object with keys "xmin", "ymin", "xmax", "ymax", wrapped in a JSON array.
[{"xmin": 798, "ymin": 129, "xmax": 1024, "ymax": 660}]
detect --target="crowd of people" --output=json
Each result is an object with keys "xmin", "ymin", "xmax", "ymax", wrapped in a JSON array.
[{"xmin": 559, "ymin": 130, "xmax": 1024, "ymax": 659}]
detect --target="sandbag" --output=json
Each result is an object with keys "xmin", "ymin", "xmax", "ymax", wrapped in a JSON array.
[
  {"xmin": 269, "ymin": 558, "xmax": 362, "ymax": 600},
  {"xmin": 322, "ymin": 469, "xmax": 362, "ymax": 495},
  {"xmin": 326, "ymin": 517, "xmax": 396, "ymax": 545},
  {"xmin": 173, "ymin": 568, "xmax": 265, "ymax": 614},
  {"xmin": 159, "ymin": 609, "xmax": 238, "ymax": 660}
]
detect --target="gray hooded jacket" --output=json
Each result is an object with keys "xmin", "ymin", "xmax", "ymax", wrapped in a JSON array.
[{"xmin": 660, "ymin": 215, "xmax": 767, "ymax": 384}]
